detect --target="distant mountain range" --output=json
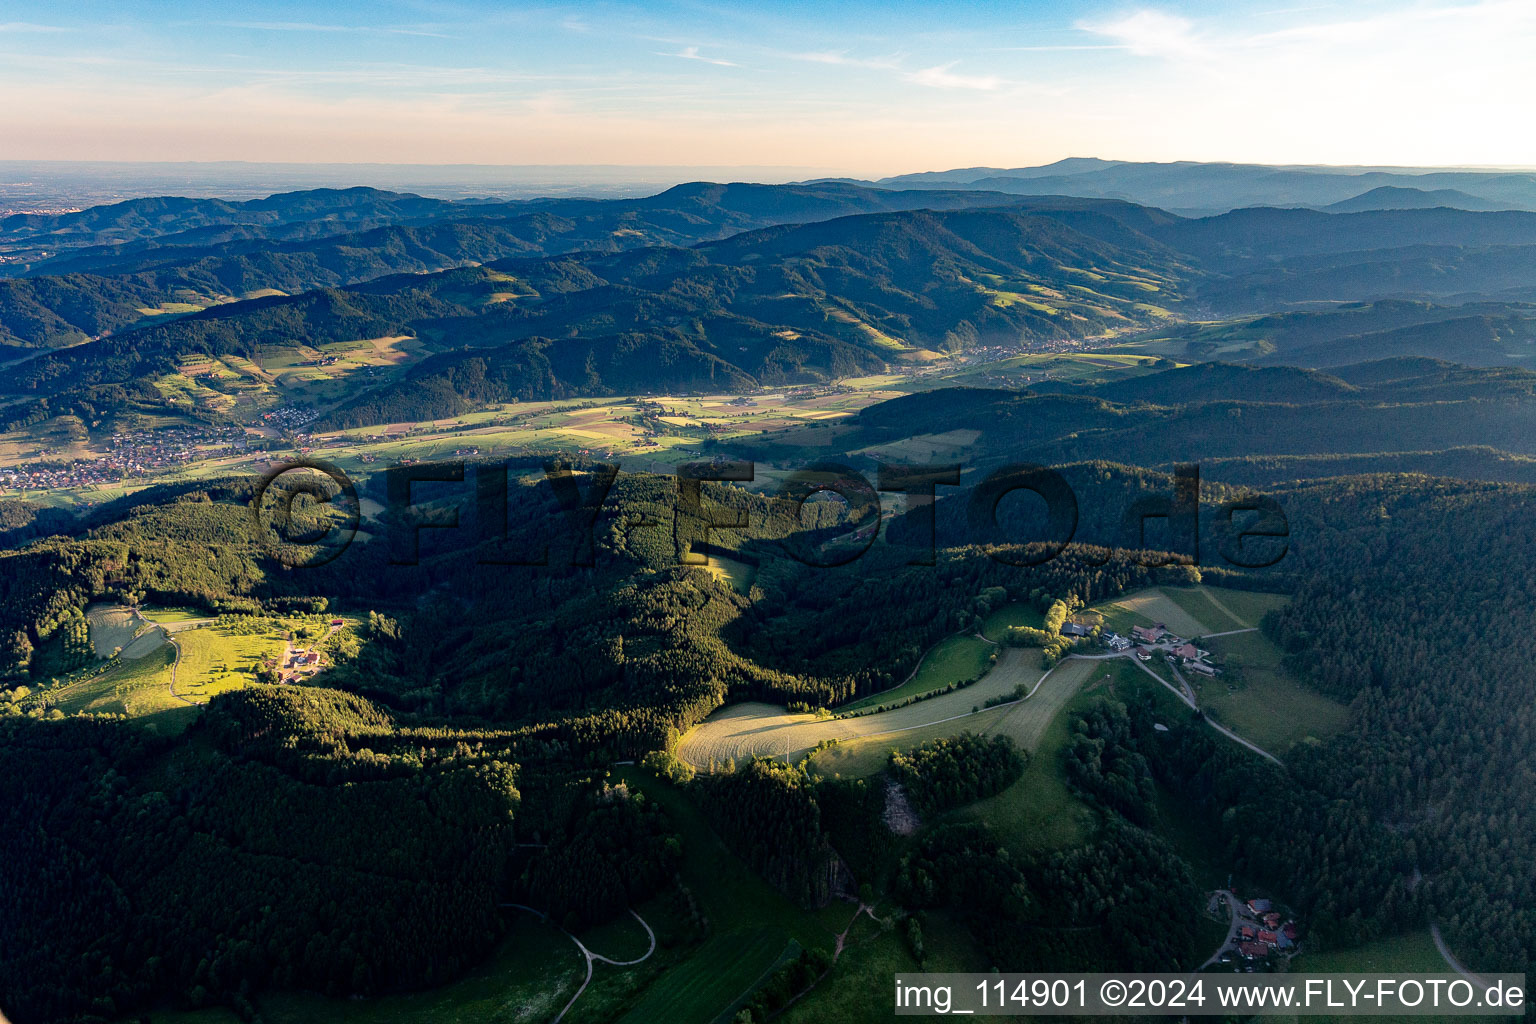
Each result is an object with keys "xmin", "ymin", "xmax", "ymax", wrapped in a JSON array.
[
  {"xmin": 7, "ymin": 178, "xmax": 1536, "ymax": 427},
  {"xmin": 824, "ymin": 158, "xmax": 1536, "ymax": 216}
]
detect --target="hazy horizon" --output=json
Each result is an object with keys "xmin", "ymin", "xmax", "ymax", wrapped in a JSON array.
[{"xmin": 3, "ymin": 1, "xmax": 1535, "ymax": 171}]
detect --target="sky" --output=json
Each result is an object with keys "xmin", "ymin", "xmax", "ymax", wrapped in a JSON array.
[{"xmin": 1, "ymin": 0, "xmax": 1534, "ymax": 176}]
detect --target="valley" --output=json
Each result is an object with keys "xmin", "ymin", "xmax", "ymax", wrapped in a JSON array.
[{"xmin": 6, "ymin": 171, "xmax": 1536, "ymax": 1024}]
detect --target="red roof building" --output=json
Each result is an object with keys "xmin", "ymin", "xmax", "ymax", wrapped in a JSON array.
[
  {"xmin": 1239, "ymin": 926, "xmax": 1256, "ymax": 940},
  {"xmin": 1258, "ymin": 930, "xmax": 1278, "ymax": 946},
  {"xmin": 1238, "ymin": 942, "xmax": 1268, "ymax": 959}
]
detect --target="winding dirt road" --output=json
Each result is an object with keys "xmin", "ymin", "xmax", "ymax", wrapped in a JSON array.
[{"xmin": 502, "ymin": 904, "xmax": 657, "ymax": 1024}]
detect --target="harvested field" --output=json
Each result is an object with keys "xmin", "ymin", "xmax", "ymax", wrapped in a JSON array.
[
  {"xmin": 981, "ymin": 657, "xmax": 1099, "ymax": 749},
  {"xmin": 86, "ymin": 603, "xmax": 144, "ymax": 657},
  {"xmin": 1094, "ymin": 588, "xmax": 1212, "ymax": 638},
  {"xmin": 679, "ymin": 647, "xmax": 1046, "ymax": 769}
]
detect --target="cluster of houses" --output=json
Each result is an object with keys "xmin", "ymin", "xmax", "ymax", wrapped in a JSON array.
[
  {"xmin": 1233, "ymin": 897, "xmax": 1299, "ymax": 962},
  {"xmin": 264, "ymin": 621, "xmax": 344, "ymax": 684},
  {"xmin": 1102, "ymin": 622, "xmax": 1221, "ymax": 676},
  {"xmin": 260, "ymin": 406, "xmax": 320, "ymax": 431},
  {"xmin": 1, "ymin": 424, "xmax": 249, "ymax": 493}
]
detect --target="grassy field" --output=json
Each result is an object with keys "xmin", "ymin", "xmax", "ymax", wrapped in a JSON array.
[
  {"xmin": 1261, "ymin": 930, "xmax": 1506, "ymax": 1024},
  {"xmin": 979, "ymin": 601, "xmax": 1046, "ymax": 642},
  {"xmin": 610, "ymin": 766, "xmax": 838, "ymax": 1024},
  {"xmin": 1294, "ymin": 929, "xmax": 1447, "ymax": 973},
  {"xmin": 1197, "ymin": 629, "xmax": 1350, "ymax": 753},
  {"xmin": 703, "ymin": 552, "xmax": 757, "ymax": 594},
  {"xmin": 1092, "ymin": 587, "xmax": 1214, "ymax": 638},
  {"xmin": 808, "ymin": 654, "xmax": 1098, "ymax": 785},
  {"xmin": 776, "ymin": 912, "xmax": 986, "ymax": 1024},
  {"xmin": 837, "ymin": 634, "xmax": 995, "ymax": 713},
  {"xmin": 47, "ymin": 641, "xmax": 172, "ymax": 714},
  {"xmin": 613, "ymin": 930, "xmax": 796, "ymax": 1024},
  {"xmin": 986, "ymin": 656, "xmax": 1098, "ymax": 749},
  {"xmin": 810, "ymin": 706, "xmax": 1015, "ymax": 779},
  {"xmin": 679, "ymin": 648, "xmax": 1044, "ymax": 769},
  {"xmin": 955, "ymin": 663, "xmax": 1118, "ymax": 851},
  {"xmin": 141, "ymin": 606, "xmax": 214, "ymax": 624},
  {"xmin": 169, "ymin": 624, "xmax": 287, "ymax": 704},
  {"xmin": 927, "ymin": 350, "xmax": 1177, "ymax": 391}
]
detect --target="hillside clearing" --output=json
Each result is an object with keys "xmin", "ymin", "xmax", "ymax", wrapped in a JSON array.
[{"xmin": 680, "ymin": 647, "xmax": 1070, "ymax": 770}]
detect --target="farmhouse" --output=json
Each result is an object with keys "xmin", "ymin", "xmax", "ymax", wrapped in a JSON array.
[
  {"xmin": 1061, "ymin": 622, "xmax": 1091, "ymax": 638},
  {"xmin": 1131, "ymin": 624, "xmax": 1165, "ymax": 644}
]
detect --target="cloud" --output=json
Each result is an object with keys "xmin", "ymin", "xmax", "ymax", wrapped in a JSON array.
[
  {"xmin": 0, "ymin": 22, "xmax": 67, "ymax": 33},
  {"xmin": 1076, "ymin": 10, "xmax": 1210, "ymax": 61},
  {"xmin": 903, "ymin": 63, "xmax": 1004, "ymax": 91},
  {"xmin": 789, "ymin": 50, "xmax": 902, "ymax": 71},
  {"xmin": 215, "ymin": 21, "xmax": 452, "ymax": 38},
  {"xmin": 660, "ymin": 46, "xmax": 738, "ymax": 67}
]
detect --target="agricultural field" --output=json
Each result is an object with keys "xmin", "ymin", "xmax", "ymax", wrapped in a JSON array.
[
  {"xmin": 1270, "ymin": 930, "xmax": 1506, "ymax": 1024},
  {"xmin": 985, "ymin": 656, "xmax": 1100, "ymax": 750},
  {"xmin": 954, "ymin": 661, "xmax": 1125, "ymax": 851},
  {"xmin": 168, "ymin": 625, "xmax": 283, "ymax": 704},
  {"xmin": 922, "ymin": 350, "xmax": 1177, "ymax": 391},
  {"xmin": 140, "ymin": 606, "xmax": 214, "ymax": 625},
  {"xmin": 809, "ymin": 706, "xmax": 1015, "ymax": 779},
  {"xmin": 37, "ymin": 642, "xmax": 192, "ymax": 731},
  {"xmin": 1090, "ymin": 586, "xmax": 1214, "ymax": 638},
  {"xmin": 679, "ymin": 647, "xmax": 1045, "ymax": 769},
  {"xmin": 1196, "ymin": 628, "xmax": 1350, "ymax": 753},
  {"xmin": 1158, "ymin": 585, "xmax": 1286, "ymax": 633},
  {"xmin": 836, "ymin": 633, "xmax": 995, "ymax": 713},
  {"xmin": 85, "ymin": 602, "xmax": 148, "ymax": 656},
  {"xmin": 849, "ymin": 428, "xmax": 982, "ymax": 464}
]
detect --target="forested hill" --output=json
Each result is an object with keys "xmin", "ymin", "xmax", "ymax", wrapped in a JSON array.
[
  {"xmin": 837, "ymin": 359, "xmax": 1536, "ymax": 484},
  {"xmin": 4, "ymin": 206, "xmax": 1194, "ymax": 426},
  {"xmin": 0, "ymin": 183, "xmax": 1128, "ymax": 347},
  {"xmin": 13, "ymin": 180, "xmax": 1536, "ymax": 359}
]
